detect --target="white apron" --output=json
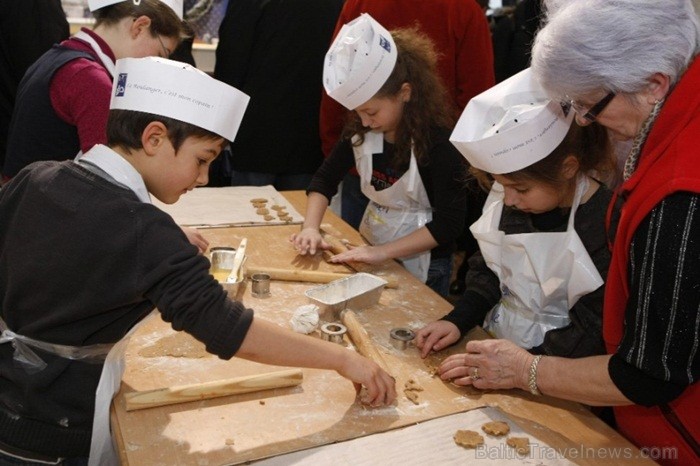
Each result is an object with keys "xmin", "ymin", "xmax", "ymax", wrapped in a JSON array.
[
  {"xmin": 73, "ymin": 30, "xmax": 116, "ymax": 77},
  {"xmin": 470, "ymin": 176, "xmax": 603, "ymax": 348},
  {"xmin": 88, "ymin": 312, "xmax": 157, "ymax": 466},
  {"xmin": 354, "ymin": 131, "xmax": 433, "ymax": 281},
  {"xmin": 72, "ymin": 31, "xmax": 115, "ymax": 161}
]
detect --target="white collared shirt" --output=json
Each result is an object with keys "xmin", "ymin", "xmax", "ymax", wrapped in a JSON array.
[{"xmin": 77, "ymin": 144, "xmax": 151, "ymax": 204}]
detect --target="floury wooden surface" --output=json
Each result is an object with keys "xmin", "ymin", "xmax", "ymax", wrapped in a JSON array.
[{"xmin": 111, "ymin": 191, "xmax": 653, "ymax": 465}]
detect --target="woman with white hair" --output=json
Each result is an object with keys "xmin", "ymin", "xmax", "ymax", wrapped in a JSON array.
[{"xmin": 436, "ymin": 1, "xmax": 700, "ymax": 463}]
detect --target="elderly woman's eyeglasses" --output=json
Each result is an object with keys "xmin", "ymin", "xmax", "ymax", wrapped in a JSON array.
[{"xmin": 566, "ymin": 91, "xmax": 616, "ymax": 123}]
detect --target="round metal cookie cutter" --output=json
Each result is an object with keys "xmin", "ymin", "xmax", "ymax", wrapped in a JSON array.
[
  {"xmin": 320, "ymin": 323, "xmax": 347, "ymax": 344},
  {"xmin": 389, "ymin": 327, "xmax": 415, "ymax": 350}
]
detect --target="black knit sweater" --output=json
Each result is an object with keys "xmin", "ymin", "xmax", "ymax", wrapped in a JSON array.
[{"xmin": 0, "ymin": 161, "xmax": 253, "ymax": 457}]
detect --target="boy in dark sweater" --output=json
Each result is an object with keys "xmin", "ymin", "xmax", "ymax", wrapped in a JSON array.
[{"xmin": 0, "ymin": 57, "xmax": 395, "ymax": 464}]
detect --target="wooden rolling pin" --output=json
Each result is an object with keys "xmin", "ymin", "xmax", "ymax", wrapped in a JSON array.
[
  {"xmin": 124, "ymin": 368, "xmax": 303, "ymax": 411},
  {"xmin": 245, "ymin": 266, "xmax": 351, "ymax": 284},
  {"xmin": 341, "ymin": 310, "xmax": 392, "ymax": 376}
]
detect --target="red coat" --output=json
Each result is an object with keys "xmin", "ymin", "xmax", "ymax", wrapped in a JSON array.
[
  {"xmin": 318, "ymin": 0, "xmax": 495, "ymax": 157},
  {"xmin": 604, "ymin": 56, "xmax": 700, "ymax": 465}
]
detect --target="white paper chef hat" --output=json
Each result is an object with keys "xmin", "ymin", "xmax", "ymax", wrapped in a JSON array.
[
  {"xmin": 450, "ymin": 68, "xmax": 574, "ymax": 174},
  {"xmin": 110, "ymin": 57, "xmax": 250, "ymax": 142},
  {"xmin": 323, "ymin": 13, "xmax": 397, "ymax": 110},
  {"xmin": 88, "ymin": 0, "xmax": 184, "ymax": 20}
]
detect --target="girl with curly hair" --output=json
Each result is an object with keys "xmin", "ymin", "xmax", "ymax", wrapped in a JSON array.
[{"xmin": 291, "ymin": 14, "xmax": 467, "ymax": 296}]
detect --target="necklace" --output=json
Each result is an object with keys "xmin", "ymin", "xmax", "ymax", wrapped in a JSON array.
[{"xmin": 622, "ymin": 98, "xmax": 664, "ymax": 181}]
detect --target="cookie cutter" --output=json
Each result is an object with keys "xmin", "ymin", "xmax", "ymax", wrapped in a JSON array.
[
  {"xmin": 251, "ymin": 273, "xmax": 271, "ymax": 298},
  {"xmin": 389, "ymin": 327, "xmax": 415, "ymax": 350},
  {"xmin": 320, "ymin": 322, "xmax": 347, "ymax": 344}
]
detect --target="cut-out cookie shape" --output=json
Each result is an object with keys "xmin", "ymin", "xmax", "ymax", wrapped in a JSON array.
[
  {"xmin": 506, "ymin": 437, "xmax": 530, "ymax": 455},
  {"xmin": 481, "ymin": 420, "xmax": 510, "ymax": 436},
  {"xmin": 453, "ymin": 429, "xmax": 484, "ymax": 449}
]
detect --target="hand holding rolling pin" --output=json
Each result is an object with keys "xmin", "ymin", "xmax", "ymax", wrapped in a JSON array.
[
  {"xmin": 329, "ymin": 244, "xmax": 389, "ymax": 265},
  {"xmin": 236, "ymin": 317, "xmax": 397, "ymax": 406}
]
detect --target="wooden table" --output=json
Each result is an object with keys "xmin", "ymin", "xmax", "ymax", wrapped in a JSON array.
[{"xmin": 111, "ymin": 191, "xmax": 653, "ymax": 465}]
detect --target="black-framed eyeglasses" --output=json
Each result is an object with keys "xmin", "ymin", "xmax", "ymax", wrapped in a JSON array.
[{"xmin": 567, "ymin": 91, "xmax": 616, "ymax": 123}]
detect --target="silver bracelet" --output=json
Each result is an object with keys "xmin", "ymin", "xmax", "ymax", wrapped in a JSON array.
[{"xmin": 528, "ymin": 355, "xmax": 543, "ymax": 396}]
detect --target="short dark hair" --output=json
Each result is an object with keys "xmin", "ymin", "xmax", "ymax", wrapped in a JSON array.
[
  {"xmin": 93, "ymin": 0, "xmax": 188, "ymax": 41},
  {"xmin": 106, "ymin": 109, "xmax": 223, "ymax": 152}
]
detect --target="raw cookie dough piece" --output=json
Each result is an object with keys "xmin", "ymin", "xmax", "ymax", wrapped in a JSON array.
[
  {"xmin": 425, "ymin": 363, "xmax": 438, "ymax": 377},
  {"xmin": 403, "ymin": 378, "xmax": 424, "ymax": 404},
  {"xmin": 481, "ymin": 420, "xmax": 510, "ymax": 437},
  {"xmin": 453, "ymin": 430, "xmax": 484, "ymax": 449},
  {"xmin": 424, "ymin": 355, "xmax": 443, "ymax": 377},
  {"xmin": 271, "ymin": 204, "xmax": 285, "ymax": 211},
  {"xmin": 250, "ymin": 198, "xmax": 268, "ymax": 203},
  {"xmin": 256, "ymin": 208, "xmax": 269, "ymax": 215},
  {"xmin": 404, "ymin": 379, "xmax": 424, "ymax": 392},
  {"xmin": 404, "ymin": 389, "xmax": 420, "ymax": 405},
  {"xmin": 264, "ymin": 215, "xmax": 274, "ymax": 221},
  {"xmin": 506, "ymin": 437, "xmax": 530, "ymax": 455}
]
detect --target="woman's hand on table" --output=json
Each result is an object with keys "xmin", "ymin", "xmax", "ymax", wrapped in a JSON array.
[
  {"xmin": 289, "ymin": 227, "xmax": 328, "ymax": 255},
  {"xmin": 415, "ymin": 321, "xmax": 461, "ymax": 358},
  {"xmin": 329, "ymin": 244, "xmax": 388, "ymax": 265},
  {"xmin": 339, "ymin": 352, "xmax": 397, "ymax": 406},
  {"xmin": 181, "ymin": 226, "xmax": 209, "ymax": 254},
  {"xmin": 439, "ymin": 339, "xmax": 532, "ymax": 391}
]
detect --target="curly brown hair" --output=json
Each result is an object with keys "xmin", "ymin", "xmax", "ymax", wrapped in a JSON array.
[
  {"xmin": 341, "ymin": 26, "xmax": 456, "ymax": 169},
  {"xmin": 470, "ymin": 122, "xmax": 616, "ymax": 191}
]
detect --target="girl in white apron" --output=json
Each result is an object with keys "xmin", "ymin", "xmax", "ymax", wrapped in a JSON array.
[
  {"xmin": 417, "ymin": 68, "xmax": 616, "ymax": 359},
  {"xmin": 291, "ymin": 15, "xmax": 468, "ymax": 296}
]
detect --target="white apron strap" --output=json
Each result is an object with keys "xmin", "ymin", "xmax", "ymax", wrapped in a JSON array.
[{"xmin": 73, "ymin": 30, "xmax": 116, "ymax": 77}]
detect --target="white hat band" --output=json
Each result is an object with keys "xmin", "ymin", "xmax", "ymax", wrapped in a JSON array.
[
  {"xmin": 450, "ymin": 68, "xmax": 574, "ymax": 174},
  {"xmin": 88, "ymin": 0, "xmax": 184, "ymax": 20},
  {"xmin": 110, "ymin": 57, "xmax": 249, "ymax": 142}
]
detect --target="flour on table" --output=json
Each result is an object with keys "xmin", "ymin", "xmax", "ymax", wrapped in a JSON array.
[{"xmin": 138, "ymin": 332, "xmax": 209, "ymax": 358}]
